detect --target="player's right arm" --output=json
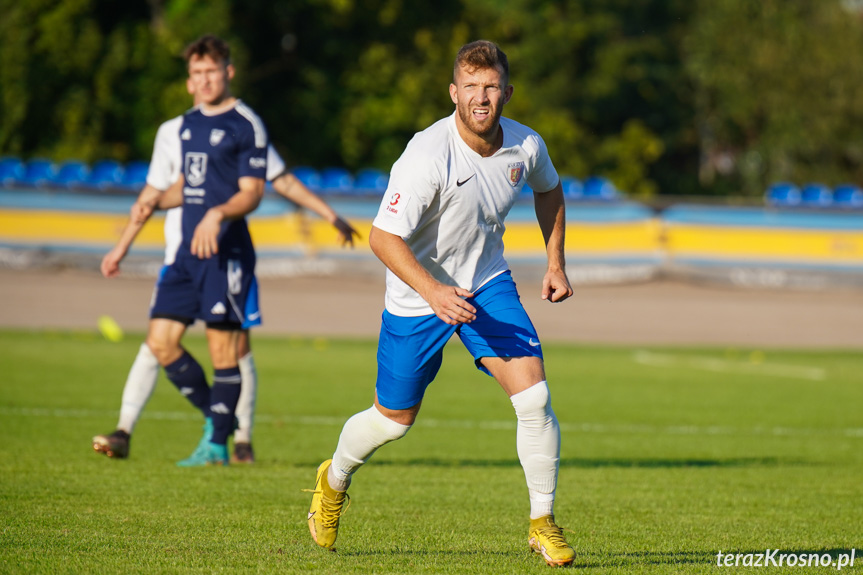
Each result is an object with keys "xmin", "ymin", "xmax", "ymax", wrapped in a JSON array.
[
  {"xmin": 369, "ymin": 226, "xmax": 476, "ymax": 325},
  {"xmin": 101, "ymin": 183, "xmax": 165, "ymax": 278},
  {"xmin": 156, "ymin": 176, "xmax": 184, "ymax": 210},
  {"xmin": 190, "ymin": 175, "xmax": 264, "ymax": 259}
]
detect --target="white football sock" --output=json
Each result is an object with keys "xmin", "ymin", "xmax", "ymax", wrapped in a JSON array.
[
  {"xmin": 328, "ymin": 405, "xmax": 411, "ymax": 492},
  {"xmin": 234, "ymin": 352, "xmax": 257, "ymax": 443},
  {"xmin": 116, "ymin": 343, "xmax": 160, "ymax": 434},
  {"xmin": 510, "ymin": 381, "xmax": 561, "ymax": 519}
]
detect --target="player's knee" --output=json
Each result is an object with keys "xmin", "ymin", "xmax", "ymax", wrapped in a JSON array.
[
  {"xmin": 206, "ymin": 332, "xmax": 239, "ymax": 368},
  {"xmin": 209, "ymin": 346, "xmax": 237, "ymax": 369},
  {"xmin": 145, "ymin": 335, "xmax": 180, "ymax": 365},
  {"xmin": 370, "ymin": 405, "xmax": 413, "ymax": 440},
  {"xmin": 510, "ymin": 380, "xmax": 551, "ymax": 419}
]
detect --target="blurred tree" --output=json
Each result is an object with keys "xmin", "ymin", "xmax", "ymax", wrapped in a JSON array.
[
  {"xmin": 0, "ymin": 0, "xmax": 232, "ymax": 162},
  {"xmin": 685, "ymin": 0, "xmax": 863, "ymax": 195},
  {"xmin": 228, "ymin": 0, "xmax": 466, "ymax": 169},
  {"xmin": 0, "ymin": 0, "xmax": 690, "ymax": 198},
  {"xmin": 6, "ymin": 0, "xmax": 863, "ymax": 199},
  {"xmin": 471, "ymin": 0, "xmax": 685, "ymax": 197}
]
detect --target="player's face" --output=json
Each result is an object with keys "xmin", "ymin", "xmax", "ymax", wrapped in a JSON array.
[
  {"xmin": 187, "ymin": 54, "xmax": 234, "ymax": 107},
  {"xmin": 449, "ymin": 64, "xmax": 513, "ymax": 140}
]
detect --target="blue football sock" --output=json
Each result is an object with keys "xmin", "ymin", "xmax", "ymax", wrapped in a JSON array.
[
  {"xmin": 209, "ymin": 367, "xmax": 242, "ymax": 445},
  {"xmin": 164, "ymin": 350, "xmax": 212, "ymax": 418}
]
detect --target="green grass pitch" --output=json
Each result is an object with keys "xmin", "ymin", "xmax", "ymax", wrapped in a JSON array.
[{"xmin": 1, "ymin": 329, "xmax": 861, "ymax": 573}]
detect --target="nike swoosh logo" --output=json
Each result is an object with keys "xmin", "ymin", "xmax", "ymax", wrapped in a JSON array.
[
  {"xmin": 529, "ymin": 338, "xmax": 541, "ymax": 347},
  {"xmin": 456, "ymin": 174, "xmax": 476, "ymax": 187},
  {"xmin": 247, "ymin": 312, "xmax": 260, "ymax": 321}
]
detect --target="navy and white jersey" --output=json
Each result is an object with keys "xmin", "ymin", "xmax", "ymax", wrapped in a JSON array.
[
  {"xmin": 179, "ymin": 100, "xmax": 268, "ymax": 256},
  {"xmin": 149, "ymin": 109, "xmax": 285, "ymax": 265}
]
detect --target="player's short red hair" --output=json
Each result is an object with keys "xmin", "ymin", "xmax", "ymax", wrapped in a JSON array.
[{"xmin": 453, "ymin": 40, "xmax": 509, "ymax": 85}]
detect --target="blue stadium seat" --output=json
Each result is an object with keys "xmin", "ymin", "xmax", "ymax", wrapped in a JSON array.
[
  {"xmin": 0, "ymin": 157, "xmax": 25, "ymax": 187},
  {"xmin": 561, "ymin": 176, "xmax": 584, "ymax": 200},
  {"xmin": 833, "ymin": 183, "xmax": 863, "ymax": 208},
  {"xmin": 353, "ymin": 168, "xmax": 389, "ymax": 196},
  {"xmin": 800, "ymin": 183, "xmax": 833, "ymax": 207},
  {"xmin": 51, "ymin": 160, "xmax": 90, "ymax": 189},
  {"xmin": 320, "ymin": 167, "xmax": 354, "ymax": 194},
  {"xmin": 84, "ymin": 160, "xmax": 124, "ymax": 190},
  {"xmin": 14, "ymin": 159, "xmax": 56, "ymax": 187},
  {"xmin": 582, "ymin": 176, "xmax": 620, "ymax": 200},
  {"xmin": 518, "ymin": 183, "xmax": 534, "ymax": 200},
  {"xmin": 290, "ymin": 166, "xmax": 322, "ymax": 191},
  {"xmin": 119, "ymin": 161, "xmax": 149, "ymax": 191},
  {"xmin": 764, "ymin": 182, "xmax": 801, "ymax": 207}
]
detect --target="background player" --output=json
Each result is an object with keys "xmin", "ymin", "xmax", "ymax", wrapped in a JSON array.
[
  {"xmin": 305, "ymin": 40, "xmax": 575, "ymax": 566},
  {"xmin": 94, "ymin": 74, "xmax": 359, "ymax": 464},
  {"xmin": 96, "ymin": 34, "xmax": 265, "ymax": 466}
]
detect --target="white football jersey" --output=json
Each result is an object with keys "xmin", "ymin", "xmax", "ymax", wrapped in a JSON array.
[
  {"xmin": 372, "ymin": 112, "xmax": 559, "ymax": 316},
  {"xmin": 145, "ymin": 113, "xmax": 287, "ymax": 265},
  {"xmin": 146, "ymin": 116, "xmax": 184, "ymax": 264}
]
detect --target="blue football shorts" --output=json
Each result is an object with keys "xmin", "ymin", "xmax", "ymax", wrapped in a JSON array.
[
  {"xmin": 375, "ymin": 271, "xmax": 543, "ymax": 410},
  {"xmin": 150, "ymin": 251, "xmax": 256, "ymax": 328}
]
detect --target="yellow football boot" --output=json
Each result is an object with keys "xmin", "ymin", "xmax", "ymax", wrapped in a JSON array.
[
  {"xmin": 528, "ymin": 515, "xmax": 575, "ymax": 567},
  {"xmin": 305, "ymin": 459, "xmax": 349, "ymax": 549}
]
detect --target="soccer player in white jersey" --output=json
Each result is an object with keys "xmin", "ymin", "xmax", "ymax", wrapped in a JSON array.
[
  {"xmin": 94, "ymin": 44, "xmax": 358, "ymax": 464},
  {"xmin": 305, "ymin": 41, "xmax": 575, "ymax": 566}
]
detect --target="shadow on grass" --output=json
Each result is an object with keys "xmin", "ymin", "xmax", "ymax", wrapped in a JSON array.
[
  {"xmin": 338, "ymin": 549, "xmax": 515, "ymax": 559},
  {"xmin": 577, "ymin": 550, "xmax": 716, "ymax": 568},
  {"xmin": 307, "ymin": 548, "xmax": 856, "ymax": 569},
  {"xmin": 346, "ymin": 456, "xmax": 802, "ymax": 469}
]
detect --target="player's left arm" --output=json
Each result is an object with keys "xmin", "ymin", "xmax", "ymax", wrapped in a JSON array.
[
  {"xmin": 191, "ymin": 176, "xmax": 265, "ymax": 259},
  {"xmin": 534, "ymin": 181, "xmax": 573, "ymax": 303}
]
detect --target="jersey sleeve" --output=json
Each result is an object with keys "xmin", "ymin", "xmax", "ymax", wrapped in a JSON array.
[
  {"xmin": 265, "ymin": 144, "xmax": 287, "ymax": 182},
  {"xmin": 372, "ymin": 139, "xmax": 441, "ymax": 240},
  {"xmin": 146, "ymin": 118, "xmax": 181, "ymax": 191},
  {"xmin": 525, "ymin": 133, "xmax": 559, "ymax": 194},
  {"xmin": 237, "ymin": 117, "xmax": 268, "ymax": 181}
]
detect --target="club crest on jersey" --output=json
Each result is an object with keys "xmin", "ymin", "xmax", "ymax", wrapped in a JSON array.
[
  {"xmin": 209, "ymin": 129, "xmax": 225, "ymax": 146},
  {"xmin": 181, "ymin": 129, "xmax": 191, "ymax": 141},
  {"xmin": 508, "ymin": 162, "xmax": 525, "ymax": 187},
  {"xmin": 185, "ymin": 152, "xmax": 208, "ymax": 187}
]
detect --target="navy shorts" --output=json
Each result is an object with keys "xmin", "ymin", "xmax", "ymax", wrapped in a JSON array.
[
  {"xmin": 151, "ymin": 251, "xmax": 256, "ymax": 327},
  {"xmin": 375, "ymin": 271, "xmax": 543, "ymax": 410}
]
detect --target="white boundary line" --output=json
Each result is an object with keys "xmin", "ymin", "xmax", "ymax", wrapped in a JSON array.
[
  {"xmin": 632, "ymin": 350, "xmax": 827, "ymax": 381},
  {"xmin": 2, "ymin": 406, "xmax": 861, "ymax": 439}
]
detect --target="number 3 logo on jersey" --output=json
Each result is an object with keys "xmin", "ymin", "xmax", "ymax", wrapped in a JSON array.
[
  {"xmin": 185, "ymin": 152, "xmax": 208, "ymax": 187},
  {"xmin": 384, "ymin": 190, "xmax": 410, "ymax": 219}
]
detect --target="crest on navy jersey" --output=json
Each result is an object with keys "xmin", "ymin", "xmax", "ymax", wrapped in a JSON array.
[
  {"xmin": 185, "ymin": 152, "xmax": 208, "ymax": 187},
  {"xmin": 508, "ymin": 162, "xmax": 525, "ymax": 187},
  {"xmin": 210, "ymin": 129, "xmax": 225, "ymax": 146}
]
